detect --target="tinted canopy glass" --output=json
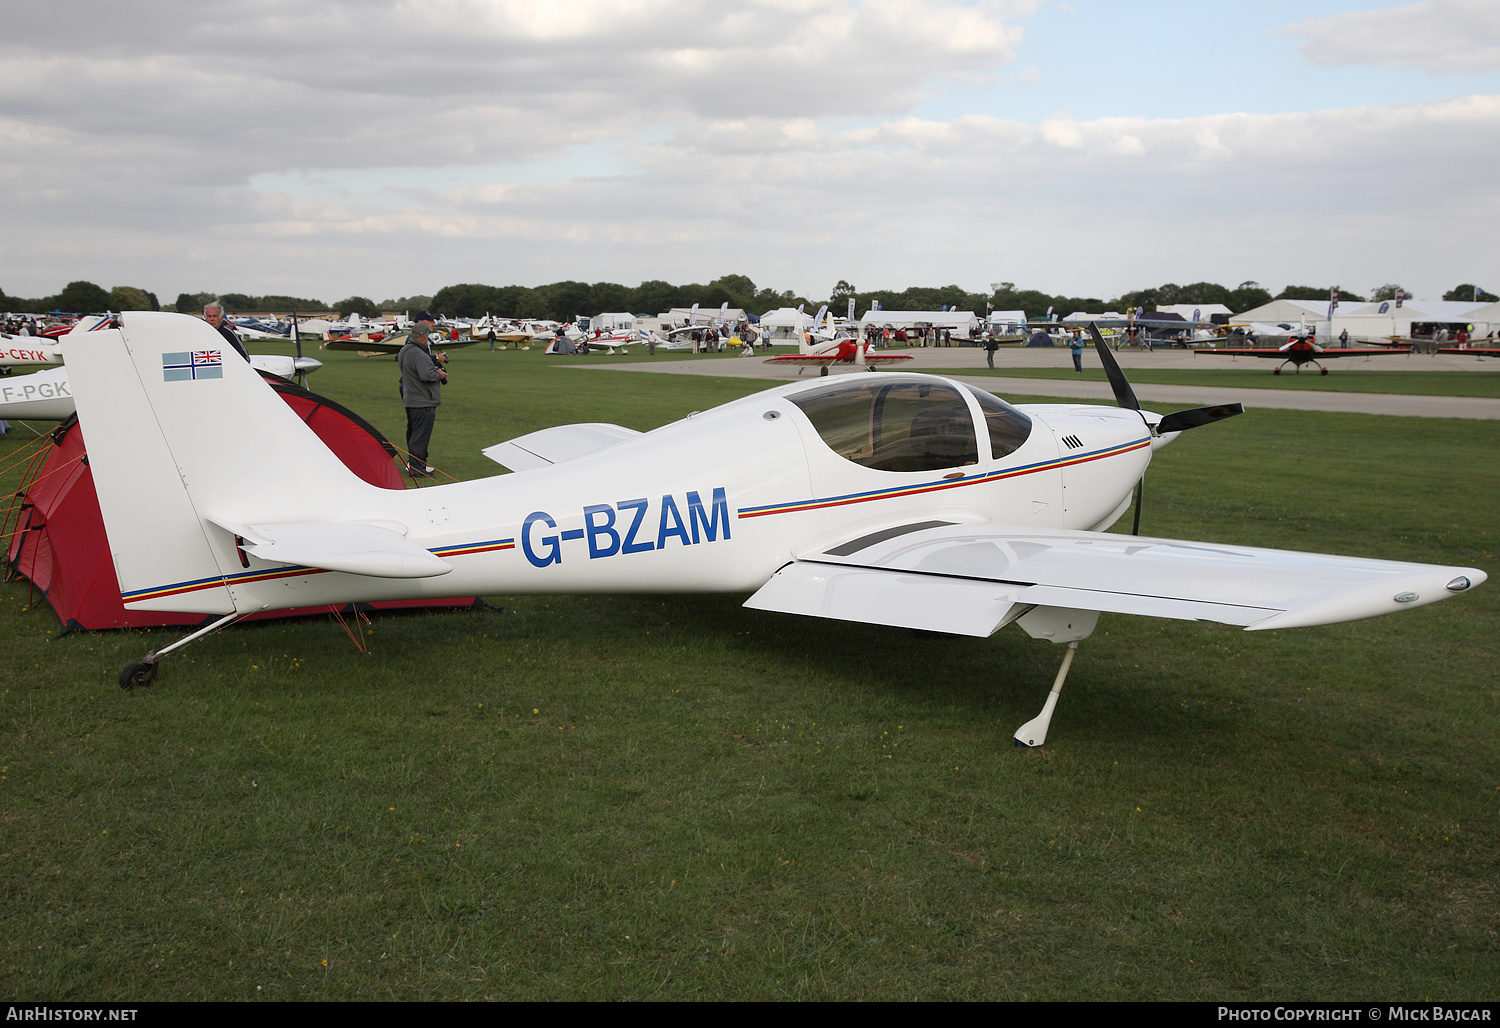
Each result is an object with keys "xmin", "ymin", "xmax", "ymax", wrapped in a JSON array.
[
  {"xmin": 961, "ymin": 384, "xmax": 1034, "ymax": 459},
  {"xmin": 790, "ymin": 380, "xmax": 979, "ymax": 472}
]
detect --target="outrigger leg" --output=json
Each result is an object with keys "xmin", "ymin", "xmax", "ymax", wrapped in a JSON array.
[
  {"xmin": 119, "ymin": 610, "xmax": 241, "ymax": 690},
  {"xmin": 1014, "ymin": 641, "xmax": 1079, "ymax": 748}
]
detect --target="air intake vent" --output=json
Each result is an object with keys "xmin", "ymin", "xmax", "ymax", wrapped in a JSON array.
[{"xmin": 1061, "ymin": 434, "xmax": 1084, "ymax": 450}]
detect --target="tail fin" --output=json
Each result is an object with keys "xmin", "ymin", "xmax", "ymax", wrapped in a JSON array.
[{"xmin": 65, "ymin": 312, "xmax": 377, "ymax": 613}]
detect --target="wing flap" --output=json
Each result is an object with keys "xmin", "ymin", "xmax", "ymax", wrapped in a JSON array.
[{"xmin": 746, "ymin": 562, "xmax": 1022, "ymax": 637}]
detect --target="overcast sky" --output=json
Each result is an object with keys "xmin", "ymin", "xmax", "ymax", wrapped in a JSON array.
[{"xmin": 2, "ymin": 0, "xmax": 1498, "ymax": 304}]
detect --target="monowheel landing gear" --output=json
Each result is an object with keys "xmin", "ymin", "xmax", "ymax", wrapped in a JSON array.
[
  {"xmin": 819, "ymin": 366, "xmax": 829, "ymax": 376},
  {"xmin": 1009, "ymin": 606, "xmax": 1099, "ymax": 747},
  {"xmin": 117, "ymin": 611, "xmax": 240, "ymax": 691},
  {"xmin": 1014, "ymin": 641, "xmax": 1078, "ymax": 748}
]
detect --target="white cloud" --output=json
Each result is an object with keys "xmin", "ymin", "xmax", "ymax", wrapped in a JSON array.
[
  {"xmin": 1283, "ymin": 0, "xmax": 1500, "ymax": 72},
  {"xmin": 0, "ymin": 2, "xmax": 1498, "ymax": 302}
]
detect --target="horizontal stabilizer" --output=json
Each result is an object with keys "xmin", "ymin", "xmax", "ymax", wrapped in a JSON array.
[
  {"xmin": 482, "ymin": 422, "xmax": 641, "ymax": 472},
  {"xmin": 208, "ymin": 518, "xmax": 452, "ymax": 579}
]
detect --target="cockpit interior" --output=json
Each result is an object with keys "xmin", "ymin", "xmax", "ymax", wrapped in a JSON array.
[{"xmin": 788, "ymin": 379, "xmax": 1033, "ymax": 473}]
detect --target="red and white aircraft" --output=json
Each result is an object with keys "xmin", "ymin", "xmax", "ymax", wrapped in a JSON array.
[
  {"xmin": 59, "ymin": 313, "xmax": 1486, "ymax": 747},
  {"xmin": 763, "ymin": 305, "xmax": 915, "ymax": 376}
]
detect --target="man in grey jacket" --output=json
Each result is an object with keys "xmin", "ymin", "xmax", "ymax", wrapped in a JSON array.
[{"xmin": 399, "ymin": 311, "xmax": 447, "ymax": 478}]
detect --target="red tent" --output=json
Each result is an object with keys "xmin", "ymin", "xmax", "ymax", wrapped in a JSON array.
[{"xmin": 5, "ymin": 375, "xmax": 481, "ymax": 631}]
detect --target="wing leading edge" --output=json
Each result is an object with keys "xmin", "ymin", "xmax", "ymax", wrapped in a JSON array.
[{"xmin": 745, "ymin": 522, "xmax": 1484, "ymax": 634}]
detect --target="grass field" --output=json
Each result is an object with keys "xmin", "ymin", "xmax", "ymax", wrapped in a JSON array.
[{"xmin": 1, "ymin": 345, "xmax": 1496, "ymax": 1000}]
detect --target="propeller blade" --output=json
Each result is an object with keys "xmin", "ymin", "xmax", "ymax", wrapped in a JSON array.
[
  {"xmin": 1087, "ymin": 324, "xmax": 1139, "ymax": 411},
  {"xmin": 1131, "ymin": 480, "xmax": 1143, "ymax": 536},
  {"xmin": 1155, "ymin": 403, "xmax": 1245, "ymax": 435}
]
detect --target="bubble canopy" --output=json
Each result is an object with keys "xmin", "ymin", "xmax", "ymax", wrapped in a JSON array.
[{"xmin": 787, "ymin": 378, "xmax": 1032, "ymax": 473}]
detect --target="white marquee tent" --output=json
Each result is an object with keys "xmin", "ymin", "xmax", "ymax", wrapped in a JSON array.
[{"xmin": 859, "ymin": 309, "xmax": 980, "ymax": 338}]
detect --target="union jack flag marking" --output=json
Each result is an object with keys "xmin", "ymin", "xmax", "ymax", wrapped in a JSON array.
[{"xmin": 162, "ymin": 350, "xmax": 223, "ymax": 381}]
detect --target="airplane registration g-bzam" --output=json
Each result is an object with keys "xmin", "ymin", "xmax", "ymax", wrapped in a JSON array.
[{"xmin": 65, "ymin": 314, "xmax": 1485, "ymax": 746}]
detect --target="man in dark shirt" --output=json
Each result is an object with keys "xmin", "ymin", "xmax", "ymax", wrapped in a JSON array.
[
  {"xmin": 202, "ymin": 302, "xmax": 251, "ymax": 362},
  {"xmin": 399, "ymin": 311, "xmax": 447, "ymax": 479}
]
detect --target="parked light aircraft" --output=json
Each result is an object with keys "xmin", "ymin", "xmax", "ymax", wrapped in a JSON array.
[
  {"xmin": 764, "ymin": 337, "xmax": 914, "ymax": 375},
  {"xmin": 63, "ymin": 314, "xmax": 1485, "ymax": 746},
  {"xmin": 1, "ymin": 338, "xmax": 64, "ymax": 368},
  {"xmin": 763, "ymin": 305, "xmax": 914, "ymax": 375},
  {"xmin": 1195, "ymin": 334, "xmax": 1412, "ymax": 374}
]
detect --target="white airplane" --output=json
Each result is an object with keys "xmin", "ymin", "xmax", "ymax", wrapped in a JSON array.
[
  {"xmin": 64, "ymin": 314, "xmax": 1486, "ymax": 747},
  {"xmin": 226, "ymin": 316, "xmax": 292, "ymax": 340},
  {"xmin": 0, "ymin": 365, "xmax": 72, "ymax": 420},
  {"xmin": 1, "ymin": 336, "xmax": 64, "ymax": 369}
]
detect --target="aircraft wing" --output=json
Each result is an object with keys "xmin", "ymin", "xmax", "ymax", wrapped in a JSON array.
[
  {"xmin": 763, "ymin": 354, "xmax": 844, "ymax": 366},
  {"xmin": 321, "ymin": 338, "xmax": 402, "ymax": 354},
  {"xmin": 1196, "ymin": 347, "xmax": 1411, "ymax": 358},
  {"xmin": 745, "ymin": 522, "xmax": 1483, "ymax": 635},
  {"xmin": 1312, "ymin": 348, "xmax": 1413, "ymax": 358},
  {"xmin": 1439, "ymin": 347, "xmax": 1500, "ymax": 357},
  {"xmin": 1194, "ymin": 348, "xmax": 1289, "ymax": 358},
  {"xmin": 761, "ymin": 353, "xmax": 914, "ymax": 367},
  {"xmin": 321, "ymin": 336, "xmax": 486, "ymax": 354}
]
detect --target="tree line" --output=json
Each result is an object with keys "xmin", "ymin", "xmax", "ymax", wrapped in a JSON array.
[
  {"xmin": 0, "ymin": 281, "xmax": 160, "ymax": 315},
  {"xmin": 6, "ymin": 277, "xmax": 1496, "ymax": 319}
]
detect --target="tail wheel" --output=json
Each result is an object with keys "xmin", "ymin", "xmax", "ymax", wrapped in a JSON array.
[{"xmin": 119, "ymin": 662, "xmax": 158, "ymax": 691}]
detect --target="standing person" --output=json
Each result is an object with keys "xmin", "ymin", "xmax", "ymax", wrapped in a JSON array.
[
  {"xmin": 984, "ymin": 332, "xmax": 1000, "ymax": 369},
  {"xmin": 1069, "ymin": 332, "xmax": 1085, "ymax": 373},
  {"xmin": 399, "ymin": 311, "xmax": 447, "ymax": 479},
  {"xmin": 1338, "ymin": 327, "xmax": 1350, "ymax": 349},
  {"xmin": 202, "ymin": 301, "xmax": 251, "ymax": 362}
]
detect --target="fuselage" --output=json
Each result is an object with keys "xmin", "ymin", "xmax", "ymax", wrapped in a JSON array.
[
  {"xmin": 133, "ymin": 373, "xmax": 1155, "ymax": 616},
  {"xmin": 1279, "ymin": 338, "xmax": 1323, "ymax": 364}
]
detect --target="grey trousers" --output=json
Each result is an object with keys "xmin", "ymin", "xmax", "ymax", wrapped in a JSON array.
[{"xmin": 405, "ymin": 405, "xmax": 437, "ymax": 471}]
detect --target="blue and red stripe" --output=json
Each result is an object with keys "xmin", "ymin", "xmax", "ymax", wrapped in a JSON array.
[{"xmin": 737, "ymin": 438, "xmax": 1148, "ymax": 519}]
